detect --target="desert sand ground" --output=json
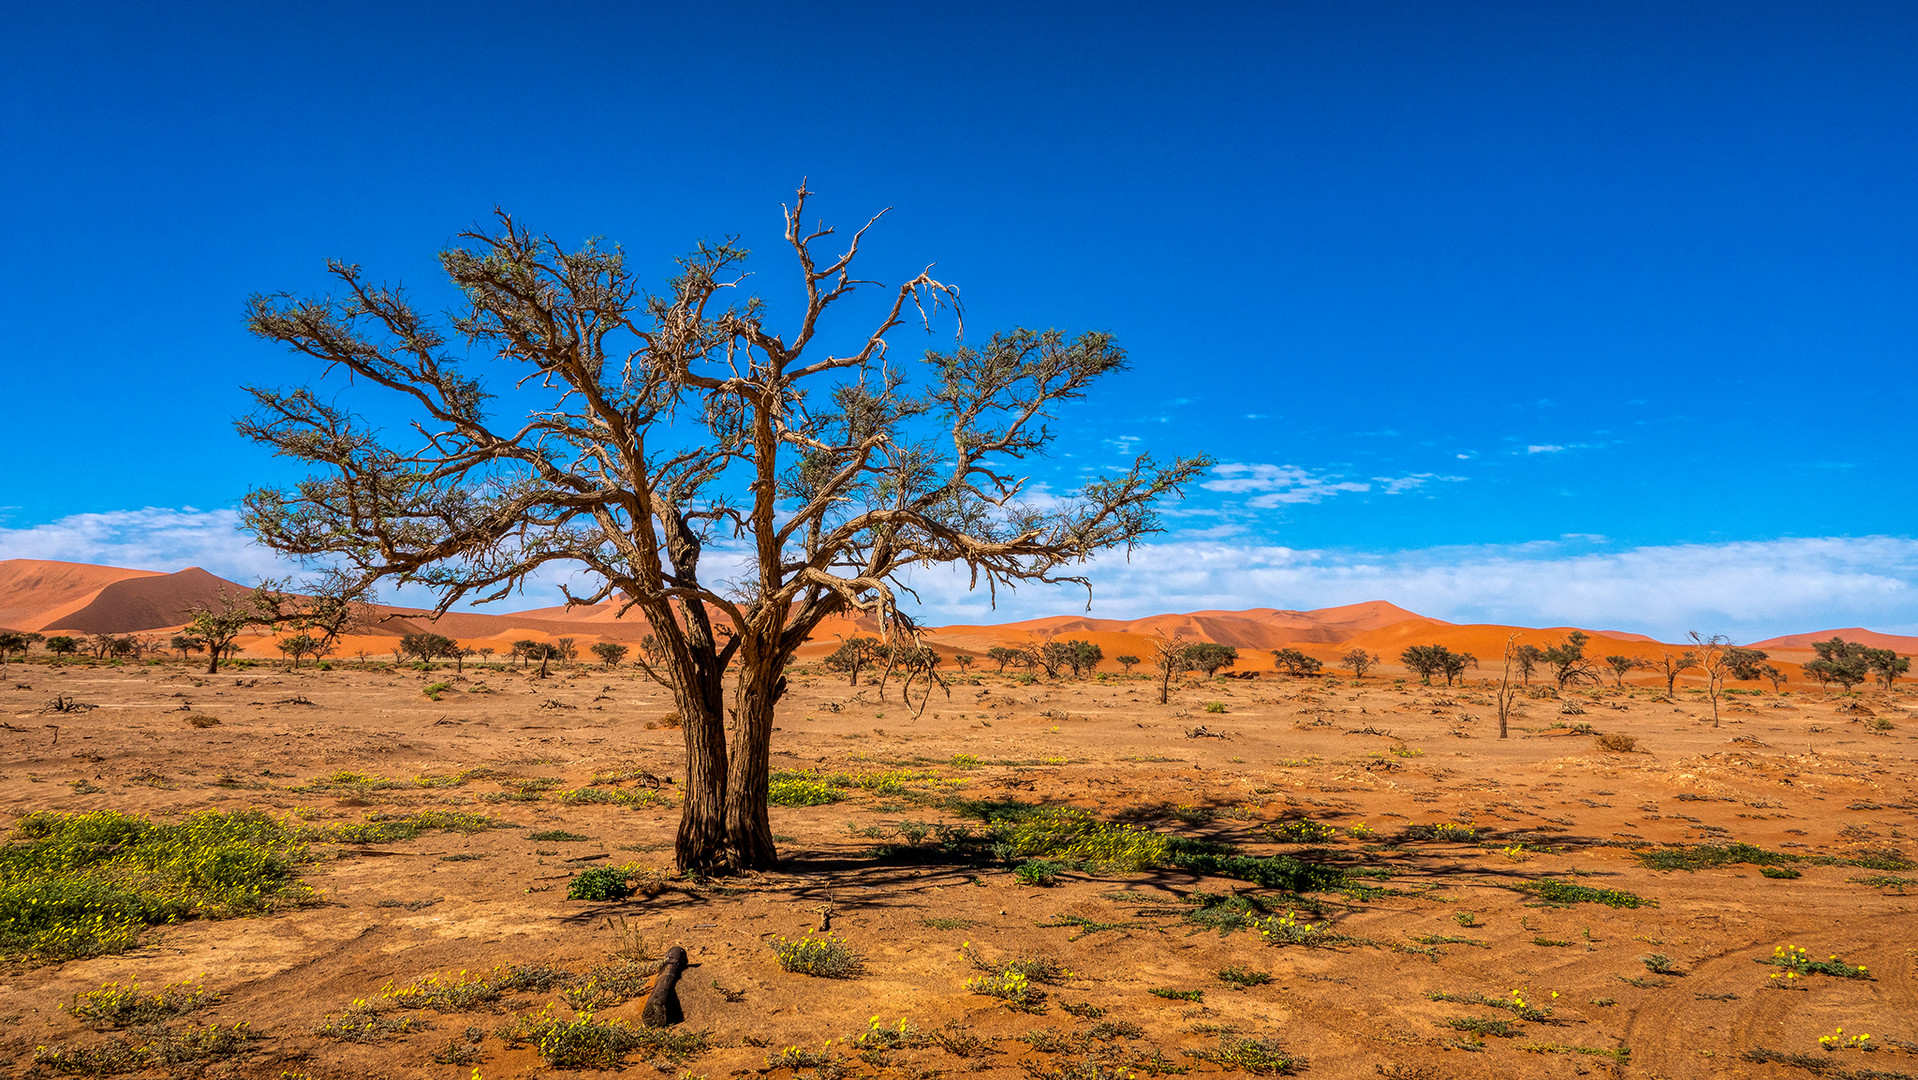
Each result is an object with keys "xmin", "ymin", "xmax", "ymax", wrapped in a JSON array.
[{"xmin": 1, "ymin": 657, "xmax": 1914, "ymax": 1080}]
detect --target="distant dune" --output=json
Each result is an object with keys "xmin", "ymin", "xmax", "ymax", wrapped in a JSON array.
[
  {"xmin": 1750, "ymin": 627, "xmax": 1918, "ymax": 652},
  {"xmin": 1, "ymin": 560, "xmax": 1907, "ymax": 680},
  {"xmin": 0, "ymin": 559, "xmax": 166, "ymax": 632}
]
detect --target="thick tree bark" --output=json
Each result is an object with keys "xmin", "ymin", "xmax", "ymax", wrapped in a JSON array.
[
  {"xmin": 723, "ymin": 642, "xmax": 786, "ymax": 870},
  {"xmin": 673, "ymin": 672, "xmax": 732, "ymax": 872}
]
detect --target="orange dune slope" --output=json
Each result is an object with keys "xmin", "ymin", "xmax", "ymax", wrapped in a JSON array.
[
  {"xmin": 46, "ymin": 567, "xmax": 249, "ymax": 634},
  {"xmin": 0, "ymin": 559, "xmax": 164, "ymax": 632},
  {"xmin": 1750, "ymin": 627, "xmax": 1918, "ymax": 652}
]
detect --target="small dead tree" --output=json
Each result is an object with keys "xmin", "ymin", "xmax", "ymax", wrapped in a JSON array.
[
  {"xmin": 241, "ymin": 187, "xmax": 1207, "ymax": 872},
  {"xmin": 1690, "ymin": 632, "xmax": 1731, "ymax": 728},
  {"xmin": 1153, "ymin": 633, "xmax": 1194, "ymax": 705},
  {"xmin": 1495, "ymin": 634, "xmax": 1521, "ymax": 739}
]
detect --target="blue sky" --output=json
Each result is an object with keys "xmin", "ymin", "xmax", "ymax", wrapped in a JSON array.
[{"xmin": 1, "ymin": 2, "xmax": 1913, "ymax": 639}]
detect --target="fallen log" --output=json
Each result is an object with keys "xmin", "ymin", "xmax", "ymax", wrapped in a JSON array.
[{"xmin": 641, "ymin": 946, "xmax": 689, "ymax": 1028}]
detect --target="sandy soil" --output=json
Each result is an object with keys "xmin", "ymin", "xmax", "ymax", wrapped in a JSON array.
[{"xmin": 1, "ymin": 658, "xmax": 1915, "ymax": 1080}]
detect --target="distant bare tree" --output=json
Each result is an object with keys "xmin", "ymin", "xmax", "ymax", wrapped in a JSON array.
[
  {"xmin": 1341, "ymin": 648, "xmax": 1378, "ymax": 680},
  {"xmin": 1690, "ymin": 632, "xmax": 1731, "ymax": 727},
  {"xmin": 1650, "ymin": 650, "xmax": 1698, "ymax": 698},
  {"xmin": 1495, "ymin": 634, "xmax": 1522, "ymax": 739}
]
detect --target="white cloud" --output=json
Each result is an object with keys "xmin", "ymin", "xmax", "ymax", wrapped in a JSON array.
[
  {"xmin": 8, "ymin": 507, "xmax": 1913, "ymax": 643},
  {"xmin": 1202, "ymin": 463, "xmax": 1464, "ymax": 508},
  {"xmin": 1527, "ymin": 444, "xmax": 1567, "ymax": 454},
  {"xmin": 0, "ymin": 507, "xmax": 291, "ymax": 583},
  {"xmin": 894, "ymin": 535, "xmax": 1918, "ymax": 643}
]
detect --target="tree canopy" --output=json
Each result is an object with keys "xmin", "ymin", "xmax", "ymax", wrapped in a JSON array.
[{"xmin": 240, "ymin": 188, "xmax": 1206, "ymax": 871}]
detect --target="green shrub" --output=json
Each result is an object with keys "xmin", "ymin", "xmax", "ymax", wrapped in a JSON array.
[
  {"xmin": 65, "ymin": 979, "xmax": 217, "ymax": 1027},
  {"xmin": 566, "ymin": 867, "xmax": 633, "ymax": 901},
  {"xmin": 1182, "ymin": 1036, "xmax": 1300, "ymax": 1075},
  {"xmin": 1014, "ymin": 859, "xmax": 1064, "ymax": 886},
  {"xmin": 767, "ymin": 770, "xmax": 843, "ymax": 807},
  {"xmin": 769, "ymin": 931, "xmax": 863, "ymax": 977},
  {"xmin": 1531, "ymin": 878, "xmax": 1652, "ymax": 909}
]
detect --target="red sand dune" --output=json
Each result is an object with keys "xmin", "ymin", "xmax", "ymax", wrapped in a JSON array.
[
  {"xmin": 5, "ymin": 560, "xmax": 1909, "ymax": 681},
  {"xmin": 1750, "ymin": 626, "xmax": 1918, "ymax": 652},
  {"xmin": 46, "ymin": 567, "xmax": 248, "ymax": 634},
  {"xmin": 0, "ymin": 559, "xmax": 164, "ymax": 632}
]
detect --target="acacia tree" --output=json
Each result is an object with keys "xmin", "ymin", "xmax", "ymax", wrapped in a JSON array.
[
  {"xmin": 241, "ymin": 189, "xmax": 1205, "ymax": 872},
  {"xmin": 1538, "ymin": 632, "xmax": 1598, "ymax": 691},
  {"xmin": 1864, "ymin": 648, "xmax": 1909, "ymax": 690},
  {"xmin": 1270, "ymin": 648, "xmax": 1323, "ymax": 677},
  {"xmin": 1341, "ymin": 648, "xmax": 1377, "ymax": 680},
  {"xmin": 1603, "ymin": 654, "xmax": 1648, "ymax": 686},
  {"xmin": 185, "ymin": 589, "xmax": 259, "ymax": 674},
  {"xmin": 1650, "ymin": 650, "xmax": 1697, "ymax": 697},
  {"xmin": 1804, "ymin": 637, "xmax": 1870, "ymax": 693}
]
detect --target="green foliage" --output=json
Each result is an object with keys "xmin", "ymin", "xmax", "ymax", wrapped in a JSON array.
[
  {"xmin": 967, "ymin": 967, "xmax": 1043, "ymax": 1010},
  {"xmin": 1014, "ymin": 859, "xmax": 1065, "ymax": 886},
  {"xmin": 1447, "ymin": 1016, "xmax": 1520, "ymax": 1038},
  {"xmin": 567, "ymin": 866, "xmax": 634, "ymax": 901},
  {"xmin": 323, "ymin": 810, "xmax": 512, "ymax": 843},
  {"xmin": 399, "ymin": 632, "xmax": 458, "ymax": 663},
  {"xmin": 1402, "ymin": 821, "xmax": 1481, "ymax": 843},
  {"xmin": 590, "ymin": 641, "xmax": 629, "ymax": 666},
  {"xmin": 1149, "ymin": 987, "xmax": 1203, "ymax": 1002},
  {"xmin": 1637, "ymin": 842, "xmax": 1796, "ymax": 871},
  {"xmin": 1251, "ymin": 910, "xmax": 1321, "ymax": 946},
  {"xmin": 422, "ymin": 680, "xmax": 451, "ymax": 699},
  {"xmin": 1269, "ymin": 648, "xmax": 1323, "ymax": 677},
  {"xmin": 1217, "ymin": 966, "xmax": 1273, "ymax": 988},
  {"xmin": 1266, "ymin": 818, "xmax": 1337, "ymax": 843},
  {"xmin": 496, "ymin": 1004, "xmax": 709, "ymax": 1068},
  {"xmin": 1864, "ymin": 647, "xmax": 1911, "ymax": 689},
  {"xmin": 1530, "ymin": 878, "xmax": 1652, "ymax": 908},
  {"xmin": 998, "ymin": 808, "xmax": 1168, "ymax": 870},
  {"xmin": 561, "ymin": 959, "xmax": 656, "ymax": 1011},
  {"xmin": 768, "ymin": 770, "xmax": 844, "ymax": 806},
  {"xmin": 1804, "ymin": 637, "xmax": 1871, "ymax": 691},
  {"xmin": 1, "ymin": 810, "xmax": 312, "ymax": 960},
  {"xmin": 1184, "ymin": 641, "xmax": 1238, "ymax": 675},
  {"xmin": 34, "ymin": 1022, "xmax": 254, "ymax": 1073},
  {"xmin": 65, "ymin": 979, "xmax": 218, "ymax": 1027},
  {"xmin": 1182, "ymin": 1036, "xmax": 1300, "ymax": 1075},
  {"xmin": 1399, "ymin": 643, "xmax": 1476, "ymax": 685},
  {"xmin": 1760, "ymin": 944, "xmax": 1870, "ymax": 980},
  {"xmin": 1202, "ymin": 701, "xmax": 1226, "ymax": 714},
  {"xmin": 527, "ymin": 829, "xmax": 591, "ymax": 842},
  {"xmin": 1169, "ymin": 850, "xmax": 1349, "ymax": 892},
  {"xmin": 770, "ymin": 930, "xmax": 863, "ymax": 977}
]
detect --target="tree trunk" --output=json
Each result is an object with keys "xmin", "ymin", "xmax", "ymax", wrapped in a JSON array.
[
  {"xmin": 723, "ymin": 646, "xmax": 785, "ymax": 871},
  {"xmin": 675, "ymin": 679, "xmax": 732, "ymax": 873}
]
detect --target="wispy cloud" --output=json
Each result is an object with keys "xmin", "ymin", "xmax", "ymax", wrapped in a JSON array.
[
  {"xmin": 0, "ymin": 507, "xmax": 289, "ymax": 583},
  {"xmin": 8, "ymin": 507, "xmax": 1913, "ymax": 643},
  {"xmin": 1202, "ymin": 463, "xmax": 1465, "ymax": 508},
  {"xmin": 894, "ymin": 535, "xmax": 1918, "ymax": 642}
]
